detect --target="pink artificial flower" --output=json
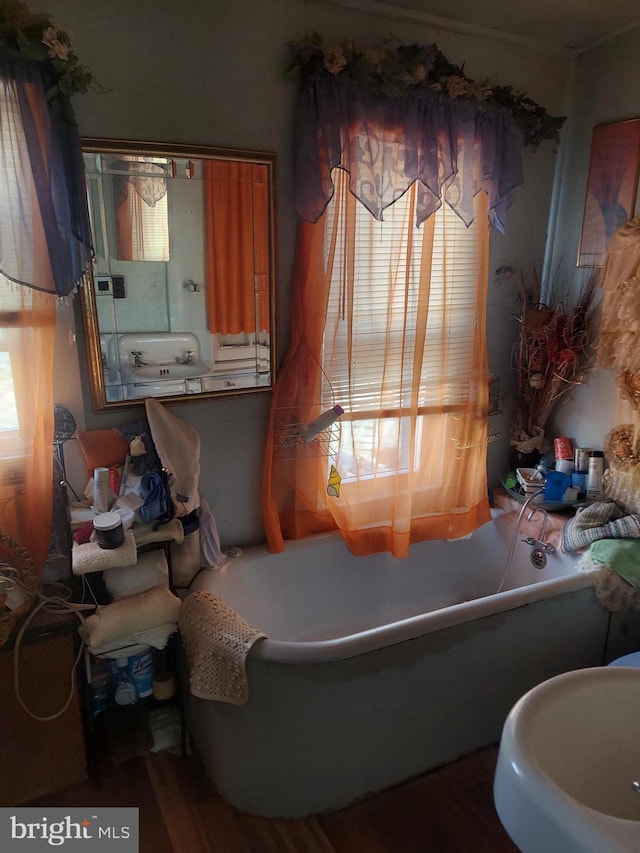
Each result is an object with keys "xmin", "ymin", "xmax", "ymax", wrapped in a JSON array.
[
  {"xmin": 323, "ymin": 47, "xmax": 347, "ymax": 75},
  {"xmin": 41, "ymin": 26, "xmax": 73, "ymax": 61},
  {"xmin": 446, "ymin": 75, "xmax": 473, "ymax": 99},
  {"xmin": 413, "ymin": 64, "xmax": 427, "ymax": 82}
]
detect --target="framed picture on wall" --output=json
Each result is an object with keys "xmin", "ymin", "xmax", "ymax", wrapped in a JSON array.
[{"xmin": 577, "ymin": 118, "xmax": 640, "ymax": 267}]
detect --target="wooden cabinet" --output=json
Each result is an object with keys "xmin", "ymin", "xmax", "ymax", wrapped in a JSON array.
[{"xmin": 0, "ymin": 619, "xmax": 87, "ymax": 805}]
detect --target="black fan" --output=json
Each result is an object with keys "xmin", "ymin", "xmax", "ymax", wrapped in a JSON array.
[
  {"xmin": 53, "ymin": 404, "xmax": 80, "ymax": 501},
  {"xmin": 54, "ymin": 404, "xmax": 76, "ymax": 445}
]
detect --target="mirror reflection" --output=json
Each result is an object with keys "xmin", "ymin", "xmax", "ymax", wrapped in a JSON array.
[{"xmin": 79, "ymin": 139, "xmax": 276, "ymax": 411}]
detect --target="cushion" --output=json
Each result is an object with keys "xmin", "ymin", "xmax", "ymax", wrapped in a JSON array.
[{"xmin": 76, "ymin": 429, "xmax": 129, "ymax": 477}]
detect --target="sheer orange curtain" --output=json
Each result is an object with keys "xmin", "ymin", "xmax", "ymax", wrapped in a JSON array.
[
  {"xmin": 0, "ymin": 280, "xmax": 56, "ymax": 571},
  {"xmin": 204, "ymin": 160, "xmax": 270, "ymax": 335},
  {"xmin": 263, "ymin": 170, "xmax": 491, "ymax": 557}
]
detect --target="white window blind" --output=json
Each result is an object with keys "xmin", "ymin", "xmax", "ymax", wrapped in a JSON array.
[{"xmin": 322, "ymin": 191, "xmax": 481, "ymax": 414}]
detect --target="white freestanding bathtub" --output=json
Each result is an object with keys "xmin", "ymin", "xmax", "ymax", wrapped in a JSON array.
[{"xmin": 185, "ymin": 509, "xmax": 608, "ymax": 818}]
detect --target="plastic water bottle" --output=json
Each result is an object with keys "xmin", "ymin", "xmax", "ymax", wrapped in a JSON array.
[
  {"xmin": 299, "ymin": 405, "xmax": 344, "ymax": 443},
  {"xmin": 88, "ymin": 655, "xmax": 113, "ymax": 715},
  {"xmin": 113, "ymin": 658, "xmax": 137, "ymax": 706}
]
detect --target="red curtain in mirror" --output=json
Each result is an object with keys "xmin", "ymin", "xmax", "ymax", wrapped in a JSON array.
[{"xmin": 204, "ymin": 160, "xmax": 270, "ymax": 336}]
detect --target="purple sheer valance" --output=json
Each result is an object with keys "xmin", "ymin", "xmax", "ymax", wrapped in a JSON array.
[
  {"xmin": 0, "ymin": 46, "xmax": 93, "ymax": 297},
  {"xmin": 294, "ymin": 73, "xmax": 526, "ymax": 234}
]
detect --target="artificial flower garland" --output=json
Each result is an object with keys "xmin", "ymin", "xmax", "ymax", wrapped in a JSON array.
[
  {"xmin": 0, "ymin": 0, "xmax": 98, "ymax": 110},
  {"xmin": 288, "ymin": 33, "xmax": 565, "ymax": 148}
]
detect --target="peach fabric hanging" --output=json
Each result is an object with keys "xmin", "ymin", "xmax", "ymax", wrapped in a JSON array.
[
  {"xmin": 0, "ymin": 280, "xmax": 56, "ymax": 571},
  {"xmin": 263, "ymin": 171, "xmax": 491, "ymax": 558},
  {"xmin": 204, "ymin": 160, "xmax": 270, "ymax": 336}
]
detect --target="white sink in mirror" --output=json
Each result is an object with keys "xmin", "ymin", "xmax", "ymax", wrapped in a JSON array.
[
  {"xmin": 114, "ymin": 331, "xmax": 211, "ymax": 381},
  {"xmin": 127, "ymin": 360, "xmax": 211, "ymax": 380},
  {"xmin": 494, "ymin": 666, "xmax": 640, "ymax": 852}
]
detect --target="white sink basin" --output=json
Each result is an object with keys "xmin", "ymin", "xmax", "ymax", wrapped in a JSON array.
[
  {"xmin": 126, "ymin": 360, "xmax": 210, "ymax": 380},
  {"xmin": 494, "ymin": 666, "xmax": 640, "ymax": 852}
]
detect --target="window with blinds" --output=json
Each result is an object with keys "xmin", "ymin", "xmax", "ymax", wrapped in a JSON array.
[
  {"xmin": 125, "ymin": 187, "xmax": 170, "ymax": 263},
  {"xmin": 322, "ymin": 189, "xmax": 482, "ymax": 479},
  {"xmin": 0, "ymin": 347, "xmax": 18, "ymax": 433},
  {"xmin": 0, "ymin": 82, "xmax": 23, "ymax": 451},
  {"xmin": 84, "ymin": 154, "xmax": 171, "ymax": 264},
  {"xmin": 0, "ymin": 277, "xmax": 29, "ymax": 459}
]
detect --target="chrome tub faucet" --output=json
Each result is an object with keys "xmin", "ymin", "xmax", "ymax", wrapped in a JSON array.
[
  {"xmin": 176, "ymin": 350, "xmax": 195, "ymax": 365},
  {"xmin": 130, "ymin": 350, "xmax": 147, "ymax": 367},
  {"xmin": 522, "ymin": 507, "xmax": 555, "ymax": 554}
]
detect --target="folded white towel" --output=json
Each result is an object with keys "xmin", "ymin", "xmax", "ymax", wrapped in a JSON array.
[
  {"xmin": 85, "ymin": 621, "xmax": 178, "ymax": 657},
  {"xmin": 133, "ymin": 518, "xmax": 185, "ymax": 548},
  {"xmin": 72, "ymin": 530, "xmax": 137, "ymax": 575},
  {"xmin": 179, "ymin": 590, "xmax": 266, "ymax": 705},
  {"xmin": 104, "ymin": 550, "xmax": 169, "ymax": 600},
  {"xmin": 82, "ymin": 585, "xmax": 182, "ymax": 650}
]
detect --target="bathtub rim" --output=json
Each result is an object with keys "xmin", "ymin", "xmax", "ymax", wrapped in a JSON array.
[{"xmin": 241, "ymin": 571, "xmax": 595, "ymax": 665}]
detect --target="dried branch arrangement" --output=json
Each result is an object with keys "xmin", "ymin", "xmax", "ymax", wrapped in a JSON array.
[{"xmin": 497, "ymin": 266, "xmax": 600, "ymax": 454}]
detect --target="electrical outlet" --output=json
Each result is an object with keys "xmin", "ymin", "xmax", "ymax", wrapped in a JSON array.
[{"xmin": 112, "ymin": 275, "xmax": 126, "ymax": 299}]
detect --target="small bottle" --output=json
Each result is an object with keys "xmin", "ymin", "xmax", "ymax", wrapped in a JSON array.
[
  {"xmin": 93, "ymin": 467, "xmax": 111, "ymax": 514},
  {"xmin": 585, "ymin": 450, "xmax": 604, "ymax": 500},
  {"xmin": 299, "ymin": 405, "xmax": 344, "ymax": 443},
  {"xmin": 574, "ymin": 447, "xmax": 590, "ymax": 473},
  {"xmin": 113, "ymin": 657, "xmax": 137, "ymax": 706}
]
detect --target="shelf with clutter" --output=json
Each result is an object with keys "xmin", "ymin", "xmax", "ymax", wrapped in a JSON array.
[
  {"xmin": 501, "ymin": 434, "xmax": 607, "ymax": 509},
  {"xmin": 67, "ymin": 397, "xmax": 227, "ymax": 766}
]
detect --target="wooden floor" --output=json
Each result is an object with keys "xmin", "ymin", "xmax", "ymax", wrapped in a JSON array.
[{"xmin": 31, "ymin": 745, "xmax": 517, "ymax": 852}]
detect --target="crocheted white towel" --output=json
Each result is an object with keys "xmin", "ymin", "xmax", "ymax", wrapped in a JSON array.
[
  {"xmin": 561, "ymin": 501, "xmax": 640, "ymax": 552},
  {"xmin": 179, "ymin": 590, "xmax": 266, "ymax": 705},
  {"xmin": 579, "ymin": 557, "xmax": 640, "ymax": 612},
  {"xmin": 72, "ymin": 530, "xmax": 137, "ymax": 575}
]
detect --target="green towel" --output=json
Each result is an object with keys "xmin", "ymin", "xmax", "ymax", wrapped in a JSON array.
[{"xmin": 588, "ymin": 538, "xmax": 640, "ymax": 587}]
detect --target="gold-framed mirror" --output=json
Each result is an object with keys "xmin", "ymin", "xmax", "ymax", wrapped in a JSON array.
[{"xmin": 78, "ymin": 138, "xmax": 277, "ymax": 412}]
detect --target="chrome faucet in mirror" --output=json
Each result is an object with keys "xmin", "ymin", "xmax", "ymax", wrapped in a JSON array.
[{"xmin": 78, "ymin": 139, "xmax": 277, "ymax": 411}]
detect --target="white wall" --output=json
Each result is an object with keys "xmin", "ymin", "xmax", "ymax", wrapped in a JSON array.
[
  {"xmin": 547, "ymin": 23, "xmax": 640, "ymax": 452},
  {"xmin": 43, "ymin": 0, "xmax": 572, "ymax": 546}
]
